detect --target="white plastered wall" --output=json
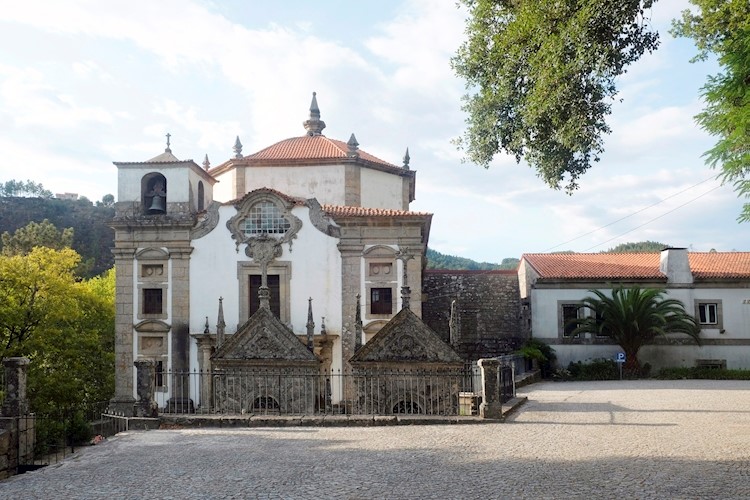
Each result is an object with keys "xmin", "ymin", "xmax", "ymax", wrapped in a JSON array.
[
  {"xmin": 243, "ymin": 165, "xmax": 347, "ymax": 206},
  {"xmin": 360, "ymin": 168, "xmax": 405, "ymax": 209}
]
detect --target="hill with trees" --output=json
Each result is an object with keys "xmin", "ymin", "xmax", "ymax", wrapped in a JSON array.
[{"xmin": 0, "ymin": 196, "xmax": 115, "ymax": 277}]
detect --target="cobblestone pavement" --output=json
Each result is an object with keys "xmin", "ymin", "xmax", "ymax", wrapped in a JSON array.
[{"xmin": 2, "ymin": 380, "xmax": 749, "ymax": 499}]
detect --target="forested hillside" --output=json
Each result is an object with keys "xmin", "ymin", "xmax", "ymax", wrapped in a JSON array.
[
  {"xmin": 426, "ymin": 248, "xmax": 517, "ymax": 270},
  {"xmin": 0, "ymin": 197, "xmax": 114, "ymax": 276}
]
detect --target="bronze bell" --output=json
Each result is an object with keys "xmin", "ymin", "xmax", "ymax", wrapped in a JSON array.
[{"xmin": 147, "ymin": 193, "xmax": 166, "ymax": 214}]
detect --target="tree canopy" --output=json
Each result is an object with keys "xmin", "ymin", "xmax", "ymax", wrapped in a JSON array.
[
  {"xmin": 1, "ymin": 218, "xmax": 74, "ymax": 256},
  {"xmin": 572, "ymin": 286, "xmax": 700, "ymax": 373},
  {"xmin": 0, "ymin": 179, "xmax": 53, "ymax": 198},
  {"xmin": 671, "ymin": 1, "xmax": 750, "ymax": 221},
  {"xmin": 453, "ymin": 0, "xmax": 660, "ymax": 192}
]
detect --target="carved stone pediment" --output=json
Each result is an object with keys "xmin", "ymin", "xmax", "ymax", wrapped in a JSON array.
[
  {"xmin": 135, "ymin": 248, "xmax": 169, "ymax": 260},
  {"xmin": 350, "ymin": 308, "xmax": 462, "ymax": 364},
  {"xmin": 134, "ymin": 320, "xmax": 171, "ymax": 333},
  {"xmin": 212, "ymin": 307, "xmax": 318, "ymax": 363}
]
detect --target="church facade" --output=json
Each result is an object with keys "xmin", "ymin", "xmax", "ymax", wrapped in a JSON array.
[{"xmin": 109, "ymin": 94, "xmax": 442, "ymax": 414}]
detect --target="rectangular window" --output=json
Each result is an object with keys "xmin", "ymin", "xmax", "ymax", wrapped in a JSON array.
[
  {"xmin": 594, "ymin": 310, "xmax": 610, "ymax": 337},
  {"xmin": 698, "ymin": 303, "xmax": 718, "ymax": 325},
  {"xmin": 562, "ymin": 304, "xmax": 580, "ymax": 337},
  {"xmin": 249, "ymin": 275, "xmax": 281, "ymax": 318},
  {"xmin": 143, "ymin": 288, "xmax": 163, "ymax": 315},
  {"xmin": 370, "ymin": 287, "xmax": 393, "ymax": 315}
]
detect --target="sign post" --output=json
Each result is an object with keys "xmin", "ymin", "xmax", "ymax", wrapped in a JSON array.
[{"xmin": 615, "ymin": 352, "xmax": 626, "ymax": 380}]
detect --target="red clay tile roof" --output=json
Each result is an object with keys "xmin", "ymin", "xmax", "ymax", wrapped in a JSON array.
[
  {"xmin": 522, "ymin": 252, "xmax": 750, "ymax": 281},
  {"xmin": 689, "ymin": 252, "xmax": 750, "ymax": 279},
  {"xmin": 323, "ymin": 205, "xmax": 431, "ymax": 218},
  {"xmin": 247, "ymin": 135, "xmax": 398, "ymax": 169}
]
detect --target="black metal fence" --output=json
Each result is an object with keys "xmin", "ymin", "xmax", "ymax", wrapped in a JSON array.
[{"xmin": 15, "ymin": 401, "xmax": 116, "ymax": 473}]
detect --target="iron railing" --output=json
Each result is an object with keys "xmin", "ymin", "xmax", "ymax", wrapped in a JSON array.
[{"xmin": 154, "ymin": 366, "xmax": 491, "ymax": 416}]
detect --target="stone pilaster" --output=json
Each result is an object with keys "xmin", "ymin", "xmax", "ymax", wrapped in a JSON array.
[
  {"xmin": 1, "ymin": 358, "xmax": 29, "ymax": 417},
  {"xmin": 167, "ymin": 246, "xmax": 193, "ymax": 412},
  {"xmin": 339, "ymin": 242, "xmax": 364, "ymax": 374},
  {"xmin": 111, "ymin": 248, "xmax": 136, "ymax": 415}
]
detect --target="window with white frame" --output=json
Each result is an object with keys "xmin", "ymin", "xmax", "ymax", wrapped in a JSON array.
[
  {"xmin": 242, "ymin": 201, "xmax": 291, "ymax": 235},
  {"xmin": 694, "ymin": 300, "xmax": 723, "ymax": 330}
]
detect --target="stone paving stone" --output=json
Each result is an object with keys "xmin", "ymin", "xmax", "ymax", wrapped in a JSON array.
[{"xmin": 1, "ymin": 380, "xmax": 749, "ymax": 499}]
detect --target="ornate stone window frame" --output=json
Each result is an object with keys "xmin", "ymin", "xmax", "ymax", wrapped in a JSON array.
[
  {"xmin": 226, "ymin": 191, "xmax": 302, "ymax": 254},
  {"xmin": 137, "ymin": 284, "xmax": 168, "ymax": 320},
  {"xmin": 238, "ymin": 261, "xmax": 292, "ymax": 325},
  {"xmin": 134, "ymin": 320, "xmax": 170, "ymax": 392}
]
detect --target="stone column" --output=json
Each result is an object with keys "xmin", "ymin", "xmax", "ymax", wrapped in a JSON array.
[
  {"xmin": 111, "ymin": 248, "xmax": 136, "ymax": 415},
  {"xmin": 133, "ymin": 360, "xmax": 158, "ymax": 418},
  {"xmin": 1, "ymin": 358, "xmax": 30, "ymax": 417},
  {"xmin": 478, "ymin": 358, "xmax": 502, "ymax": 419}
]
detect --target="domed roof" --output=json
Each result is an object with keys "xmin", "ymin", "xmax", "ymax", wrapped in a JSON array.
[{"xmin": 246, "ymin": 134, "xmax": 397, "ymax": 169}]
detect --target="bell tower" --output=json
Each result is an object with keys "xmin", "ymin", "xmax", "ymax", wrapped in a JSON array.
[{"xmin": 110, "ymin": 135, "xmax": 216, "ymax": 415}]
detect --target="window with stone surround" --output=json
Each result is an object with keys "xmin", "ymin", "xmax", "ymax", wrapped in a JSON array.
[
  {"xmin": 695, "ymin": 300, "xmax": 723, "ymax": 330},
  {"xmin": 370, "ymin": 287, "xmax": 393, "ymax": 315},
  {"xmin": 243, "ymin": 201, "xmax": 291, "ymax": 235},
  {"xmin": 143, "ymin": 288, "xmax": 163, "ymax": 315},
  {"xmin": 558, "ymin": 302, "xmax": 583, "ymax": 338}
]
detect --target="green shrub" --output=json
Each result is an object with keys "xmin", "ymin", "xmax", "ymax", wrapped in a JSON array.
[
  {"xmin": 567, "ymin": 359, "xmax": 619, "ymax": 381},
  {"xmin": 657, "ymin": 367, "xmax": 750, "ymax": 380},
  {"xmin": 517, "ymin": 339, "xmax": 557, "ymax": 378}
]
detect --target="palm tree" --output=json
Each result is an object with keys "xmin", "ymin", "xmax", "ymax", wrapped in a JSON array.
[{"xmin": 571, "ymin": 286, "xmax": 701, "ymax": 375}]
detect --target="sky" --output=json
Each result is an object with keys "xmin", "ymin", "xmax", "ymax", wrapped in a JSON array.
[{"xmin": 0, "ymin": 0, "xmax": 748, "ymax": 263}]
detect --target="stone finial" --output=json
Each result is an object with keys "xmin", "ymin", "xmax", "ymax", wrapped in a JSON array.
[
  {"xmin": 354, "ymin": 293, "xmax": 363, "ymax": 351},
  {"xmin": 233, "ymin": 136, "xmax": 243, "ymax": 158},
  {"xmin": 320, "ymin": 316, "xmax": 327, "ymax": 336},
  {"xmin": 203, "ymin": 154, "xmax": 211, "ymax": 170},
  {"xmin": 303, "ymin": 92, "xmax": 326, "ymax": 136},
  {"xmin": 449, "ymin": 299, "xmax": 460, "ymax": 346},
  {"xmin": 403, "ymin": 147, "xmax": 410, "ymax": 170},
  {"xmin": 165, "ymin": 132, "xmax": 172, "ymax": 153},
  {"xmin": 306, "ymin": 297, "xmax": 315, "ymax": 352},
  {"xmin": 217, "ymin": 297, "xmax": 226, "ymax": 346},
  {"xmin": 396, "ymin": 248, "xmax": 414, "ymax": 311},
  {"xmin": 347, "ymin": 133, "xmax": 359, "ymax": 158},
  {"xmin": 204, "ymin": 316, "xmax": 210, "ymax": 334}
]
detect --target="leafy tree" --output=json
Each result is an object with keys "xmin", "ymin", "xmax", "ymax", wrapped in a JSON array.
[
  {"xmin": 605, "ymin": 241, "xmax": 669, "ymax": 253},
  {"xmin": 1, "ymin": 219, "xmax": 74, "ymax": 256},
  {"xmin": 0, "ymin": 247, "xmax": 81, "ymax": 355},
  {"xmin": 99, "ymin": 194, "xmax": 115, "ymax": 207},
  {"xmin": 453, "ymin": 0, "xmax": 659, "ymax": 192},
  {"xmin": 571, "ymin": 286, "xmax": 700, "ymax": 374},
  {"xmin": 671, "ymin": 1, "xmax": 750, "ymax": 221},
  {"xmin": 0, "ymin": 179, "xmax": 53, "ymax": 198},
  {"xmin": 0, "ymin": 247, "xmax": 115, "ymax": 413}
]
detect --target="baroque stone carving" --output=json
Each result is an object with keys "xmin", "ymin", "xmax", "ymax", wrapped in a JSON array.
[
  {"xmin": 305, "ymin": 198, "xmax": 341, "ymax": 238},
  {"xmin": 226, "ymin": 190, "xmax": 303, "ymax": 253},
  {"xmin": 191, "ymin": 201, "xmax": 221, "ymax": 240}
]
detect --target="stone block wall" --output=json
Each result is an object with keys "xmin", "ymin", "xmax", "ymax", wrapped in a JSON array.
[{"xmin": 422, "ymin": 270, "xmax": 527, "ymax": 360}]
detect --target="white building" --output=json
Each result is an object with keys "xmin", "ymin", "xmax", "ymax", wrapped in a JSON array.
[
  {"xmin": 109, "ymin": 94, "xmax": 434, "ymax": 413},
  {"xmin": 518, "ymin": 249, "xmax": 750, "ymax": 370}
]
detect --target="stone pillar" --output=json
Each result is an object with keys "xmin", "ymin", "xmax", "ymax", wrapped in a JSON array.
[
  {"xmin": 339, "ymin": 242, "xmax": 363, "ymax": 403},
  {"xmin": 110, "ymin": 248, "xmax": 137, "ymax": 415},
  {"xmin": 193, "ymin": 334, "xmax": 215, "ymax": 412},
  {"xmin": 1, "ymin": 358, "xmax": 30, "ymax": 417},
  {"xmin": 133, "ymin": 360, "xmax": 158, "ymax": 418},
  {"xmin": 478, "ymin": 358, "xmax": 502, "ymax": 419}
]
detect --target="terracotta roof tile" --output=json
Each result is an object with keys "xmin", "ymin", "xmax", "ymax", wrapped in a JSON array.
[
  {"xmin": 522, "ymin": 253, "xmax": 665, "ymax": 280},
  {"xmin": 522, "ymin": 252, "xmax": 750, "ymax": 281},
  {"xmin": 246, "ymin": 135, "xmax": 398, "ymax": 169},
  {"xmin": 323, "ymin": 205, "xmax": 431, "ymax": 218},
  {"xmin": 689, "ymin": 252, "xmax": 750, "ymax": 279}
]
